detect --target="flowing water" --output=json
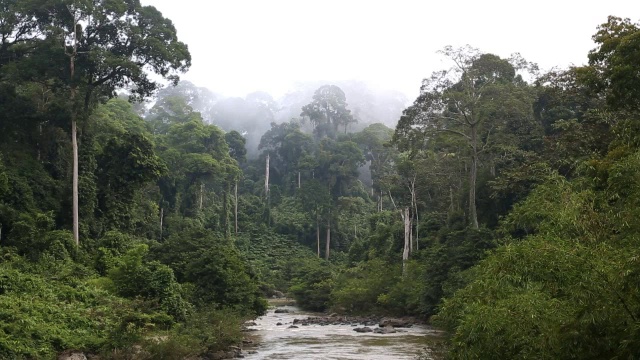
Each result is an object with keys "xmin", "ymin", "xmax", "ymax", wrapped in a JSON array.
[{"xmin": 242, "ymin": 304, "xmax": 444, "ymax": 360}]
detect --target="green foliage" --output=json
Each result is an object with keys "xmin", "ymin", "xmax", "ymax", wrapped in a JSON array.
[
  {"xmin": 331, "ymin": 259, "xmax": 399, "ymax": 314},
  {"xmin": 437, "ymin": 146, "xmax": 640, "ymax": 358},
  {"xmin": 288, "ymin": 257, "xmax": 334, "ymax": 311},
  {"xmin": 301, "ymin": 85, "xmax": 356, "ymax": 138},
  {"xmin": 588, "ymin": 16, "xmax": 640, "ymax": 111},
  {"xmin": 109, "ymin": 244, "xmax": 190, "ymax": 321},
  {"xmin": 185, "ymin": 245, "xmax": 267, "ymax": 316},
  {"xmin": 151, "ymin": 226, "xmax": 266, "ymax": 316},
  {"xmin": 137, "ymin": 308, "xmax": 245, "ymax": 359},
  {"xmin": 235, "ymin": 226, "xmax": 319, "ymax": 293},
  {"xmin": 437, "ymin": 235, "xmax": 640, "ymax": 359},
  {"xmin": 0, "ymin": 254, "xmax": 167, "ymax": 359}
]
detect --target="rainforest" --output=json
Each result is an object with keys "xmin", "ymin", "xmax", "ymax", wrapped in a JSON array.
[{"xmin": 1, "ymin": 1, "xmax": 640, "ymax": 359}]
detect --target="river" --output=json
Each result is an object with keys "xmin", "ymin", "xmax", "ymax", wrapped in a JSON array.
[{"xmin": 242, "ymin": 304, "xmax": 444, "ymax": 360}]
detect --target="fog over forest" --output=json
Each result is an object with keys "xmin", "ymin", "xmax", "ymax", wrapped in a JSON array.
[{"xmin": 145, "ymin": 79, "xmax": 409, "ymax": 157}]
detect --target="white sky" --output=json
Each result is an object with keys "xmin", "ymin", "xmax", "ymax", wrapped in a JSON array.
[{"xmin": 143, "ymin": 0, "xmax": 640, "ymax": 99}]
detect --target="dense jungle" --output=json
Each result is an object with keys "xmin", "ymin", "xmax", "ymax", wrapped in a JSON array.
[{"xmin": 1, "ymin": 1, "xmax": 640, "ymax": 359}]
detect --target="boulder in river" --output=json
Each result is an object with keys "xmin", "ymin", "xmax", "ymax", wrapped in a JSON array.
[
  {"xmin": 353, "ymin": 326, "xmax": 373, "ymax": 333},
  {"xmin": 379, "ymin": 317, "xmax": 414, "ymax": 328},
  {"xmin": 374, "ymin": 326, "xmax": 397, "ymax": 334},
  {"xmin": 274, "ymin": 308, "xmax": 290, "ymax": 314}
]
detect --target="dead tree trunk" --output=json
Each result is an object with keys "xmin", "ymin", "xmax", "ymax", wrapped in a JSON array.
[
  {"xmin": 316, "ymin": 214, "xmax": 320, "ymax": 257},
  {"xmin": 67, "ymin": 15, "xmax": 80, "ymax": 247},
  {"xmin": 199, "ymin": 182, "xmax": 204, "ymax": 211},
  {"xmin": 325, "ymin": 215, "xmax": 331, "ymax": 261},
  {"xmin": 402, "ymin": 207, "xmax": 410, "ymax": 276},
  {"xmin": 469, "ymin": 125, "xmax": 479, "ymax": 229},
  {"xmin": 265, "ymin": 154, "xmax": 270, "ymax": 195},
  {"xmin": 71, "ymin": 114, "xmax": 79, "ymax": 246},
  {"xmin": 409, "ymin": 176, "xmax": 419, "ymax": 251},
  {"xmin": 234, "ymin": 181, "xmax": 238, "ymax": 235},
  {"xmin": 159, "ymin": 206, "xmax": 163, "ymax": 240}
]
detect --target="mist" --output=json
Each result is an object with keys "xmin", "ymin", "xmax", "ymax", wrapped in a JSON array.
[{"xmin": 146, "ymin": 79, "xmax": 409, "ymax": 158}]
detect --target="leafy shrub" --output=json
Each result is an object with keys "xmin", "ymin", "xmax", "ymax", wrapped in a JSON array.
[
  {"xmin": 288, "ymin": 257, "xmax": 333, "ymax": 311},
  {"xmin": 109, "ymin": 244, "xmax": 191, "ymax": 321}
]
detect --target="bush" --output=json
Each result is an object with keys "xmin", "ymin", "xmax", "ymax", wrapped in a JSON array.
[
  {"xmin": 288, "ymin": 257, "xmax": 333, "ymax": 311},
  {"xmin": 0, "ymin": 257, "xmax": 165, "ymax": 359},
  {"xmin": 331, "ymin": 259, "xmax": 398, "ymax": 314},
  {"xmin": 108, "ymin": 244, "xmax": 191, "ymax": 321}
]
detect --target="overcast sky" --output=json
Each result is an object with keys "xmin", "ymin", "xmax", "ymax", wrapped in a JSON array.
[{"xmin": 142, "ymin": 0, "xmax": 639, "ymax": 99}]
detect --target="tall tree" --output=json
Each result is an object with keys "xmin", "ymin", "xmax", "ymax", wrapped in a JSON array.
[
  {"xmin": 39, "ymin": 0, "xmax": 191, "ymax": 245},
  {"xmin": 301, "ymin": 85, "xmax": 356, "ymax": 138},
  {"xmin": 396, "ymin": 46, "xmax": 533, "ymax": 228},
  {"xmin": 587, "ymin": 16, "xmax": 640, "ymax": 112}
]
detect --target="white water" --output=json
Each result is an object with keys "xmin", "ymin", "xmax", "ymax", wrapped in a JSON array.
[{"xmin": 243, "ymin": 305, "xmax": 443, "ymax": 359}]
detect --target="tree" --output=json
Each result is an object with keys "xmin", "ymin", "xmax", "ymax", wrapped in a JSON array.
[
  {"xmin": 225, "ymin": 130, "xmax": 246, "ymax": 234},
  {"xmin": 301, "ymin": 85, "xmax": 355, "ymax": 138},
  {"xmin": 298, "ymin": 180, "xmax": 331, "ymax": 257},
  {"xmin": 354, "ymin": 123, "xmax": 397, "ymax": 191},
  {"xmin": 396, "ymin": 46, "xmax": 533, "ymax": 228},
  {"xmin": 587, "ymin": 16, "xmax": 640, "ymax": 111},
  {"xmin": 34, "ymin": 0, "xmax": 190, "ymax": 245}
]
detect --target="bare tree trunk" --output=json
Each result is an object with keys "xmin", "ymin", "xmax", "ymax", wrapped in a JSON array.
[
  {"xmin": 72, "ymin": 116, "xmax": 79, "ymax": 246},
  {"xmin": 325, "ymin": 215, "xmax": 331, "ymax": 261},
  {"xmin": 68, "ymin": 9, "xmax": 80, "ymax": 246},
  {"xmin": 159, "ymin": 207, "xmax": 163, "ymax": 240},
  {"xmin": 414, "ymin": 204, "xmax": 419, "ymax": 251},
  {"xmin": 223, "ymin": 185, "xmax": 229, "ymax": 238},
  {"xmin": 410, "ymin": 176, "xmax": 419, "ymax": 251},
  {"xmin": 409, "ymin": 216, "xmax": 413, "ymax": 254},
  {"xmin": 469, "ymin": 125, "xmax": 479, "ymax": 229},
  {"xmin": 265, "ymin": 154, "xmax": 270, "ymax": 194},
  {"xmin": 316, "ymin": 214, "xmax": 320, "ymax": 257},
  {"xmin": 402, "ymin": 207, "xmax": 410, "ymax": 276},
  {"xmin": 298, "ymin": 171, "xmax": 301, "ymax": 189},
  {"xmin": 234, "ymin": 181, "xmax": 238, "ymax": 235},
  {"xmin": 199, "ymin": 181, "xmax": 204, "ymax": 211},
  {"xmin": 265, "ymin": 154, "xmax": 270, "ymax": 225}
]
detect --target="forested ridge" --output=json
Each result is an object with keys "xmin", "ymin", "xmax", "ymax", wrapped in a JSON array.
[{"xmin": 1, "ymin": 1, "xmax": 640, "ymax": 358}]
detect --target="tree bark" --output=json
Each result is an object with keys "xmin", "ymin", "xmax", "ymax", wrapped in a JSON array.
[
  {"xmin": 402, "ymin": 207, "xmax": 410, "ymax": 276},
  {"xmin": 159, "ymin": 206, "xmax": 163, "ymax": 240},
  {"xmin": 409, "ymin": 176, "xmax": 419, "ymax": 251},
  {"xmin": 325, "ymin": 215, "xmax": 331, "ymax": 261},
  {"xmin": 199, "ymin": 181, "xmax": 204, "ymax": 211},
  {"xmin": 469, "ymin": 125, "xmax": 479, "ymax": 229},
  {"xmin": 223, "ymin": 184, "xmax": 229, "ymax": 238},
  {"xmin": 316, "ymin": 214, "xmax": 320, "ymax": 257},
  {"xmin": 72, "ymin": 116, "xmax": 79, "ymax": 246},
  {"xmin": 265, "ymin": 154, "xmax": 270, "ymax": 225},
  {"xmin": 298, "ymin": 171, "xmax": 301, "ymax": 189},
  {"xmin": 234, "ymin": 181, "xmax": 238, "ymax": 235},
  {"xmin": 68, "ymin": 8, "xmax": 80, "ymax": 246},
  {"xmin": 265, "ymin": 154, "xmax": 270, "ymax": 196}
]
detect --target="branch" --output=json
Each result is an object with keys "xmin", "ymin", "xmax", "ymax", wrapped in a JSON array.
[
  {"xmin": 435, "ymin": 128, "xmax": 471, "ymax": 141},
  {"xmin": 478, "ymin": 124, "xmax": 495, "ymax": 154}
]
